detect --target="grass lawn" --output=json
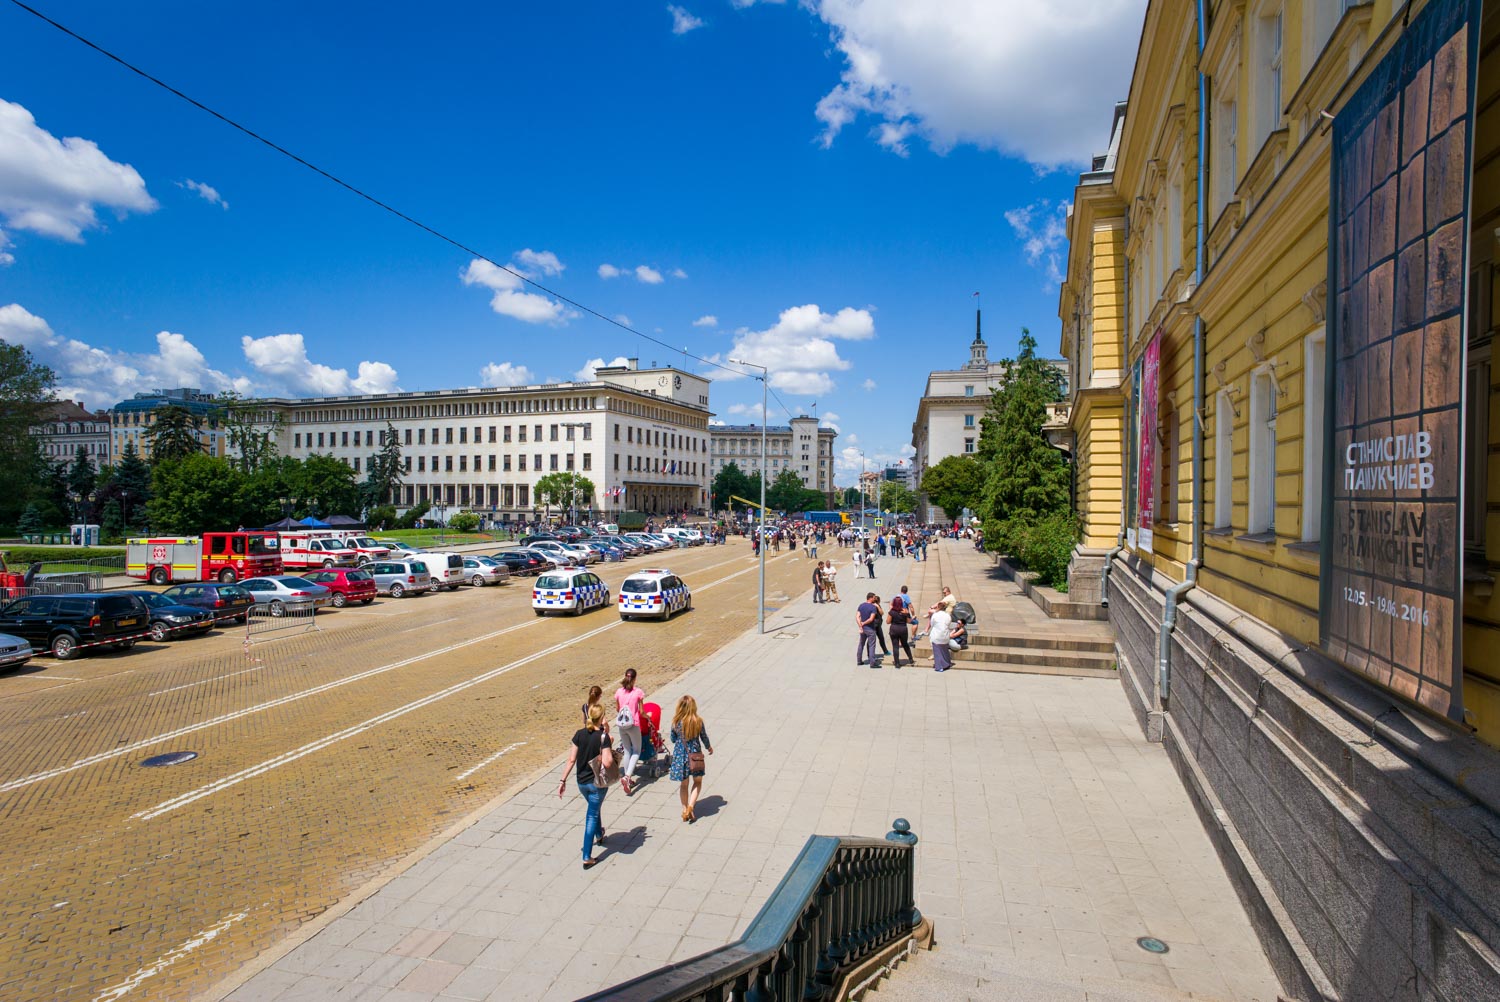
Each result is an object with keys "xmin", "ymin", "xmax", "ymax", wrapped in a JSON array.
[{"xmin": 372, "ymin": 528, "xmax": 518, "ymax": 546}]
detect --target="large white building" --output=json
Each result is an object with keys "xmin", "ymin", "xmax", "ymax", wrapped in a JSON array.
[
  {"xmin": 709, "ymin": 416, "xmax": 836, "ymax": 502},
  {"xmin": 255, "ymin": 360, "xmax": 712, "ymax": 521},
  {"xmin": 910, "ymin": 312, "xmax": 1066, "ymax": 521},
  {"xmin": 35, "ymin": 400, "xmax": 111, "ymax": 467}
]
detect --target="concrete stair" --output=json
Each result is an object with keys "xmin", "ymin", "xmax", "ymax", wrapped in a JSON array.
[
  {"xmin": 930, "ymin": 631, "xmax": 1117, "ymax": 678},
  {"xmin": 867, "ymin": 943, "xmax": 1213, "ymax": 1002}
]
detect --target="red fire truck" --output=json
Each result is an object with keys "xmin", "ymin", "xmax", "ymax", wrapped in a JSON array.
[{"xmin": 126, "ymin": 532, "xmax": 284, "ymax": 585}]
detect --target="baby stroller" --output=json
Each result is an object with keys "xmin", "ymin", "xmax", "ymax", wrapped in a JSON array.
[
  {"xmin": 951, "ymin": 601, "xmax": 978, "ymax": 650},
  {"xmin": 636, "ymin": 702, "xmax": 671, "ymax": 779}
]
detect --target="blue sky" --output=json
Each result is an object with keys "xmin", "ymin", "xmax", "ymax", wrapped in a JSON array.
[{"xmin": 0, "ymin": 0, "xmax": 1144, "ymax": 483}]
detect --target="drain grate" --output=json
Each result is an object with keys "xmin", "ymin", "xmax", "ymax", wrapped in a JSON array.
[
  {"xmin": 141, "ymin": 751, "xmax": 198, "ymax": 768},
  {"xmin": 1136, "ymin": 936, "xmax": 1170, "ymax": 955},
  {"xmin": 773, "ymin": 632, "xmax": 800, "ymax": 640}
]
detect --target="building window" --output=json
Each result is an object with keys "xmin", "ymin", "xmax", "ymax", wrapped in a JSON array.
[
  {"xmin": 964, "ymin": 414, "xmax": 975, "ymax": 428},
  {"xmin": 404, "ymin": 456, "xmax": 411, "ymax": 473},
  {"xmin": 353, "ymin": 457, "xmax": 361, "ymax": 472},
  {"xmin": 964, "ymin": 385, "xmax": 974, "ymax": 397},
  {"xmin": 518, "ymin": 485, "xmax": 529, "ymax": 508},
  {"xmin": 294, "ymin": 433, "xmax": 302, "ymax": 448},
  {"xmin": 1248, "ymin": 370, "xmax": 1277, "ymax": 534},
  {"xmin": 614, "ymin": 454, "xmax": 619, "ymax": 471},
  {"xmin": 404, "ymin": 428, "xmax": 412, "ymax": 445},
  {"xmin": 1466, "ymin": 263, "xmax": 1494, "ymax": 551},
  {"xmin": 459, "ymin": 427, "xmax": 468, "ymax": 444},
  {"xmin": 536, "ymin": 453, "xmax": 543, "ymax": 471},
  {"xmin": 1253, "ymin": 4, "xmax": 1283, "ymax": 150},
  {"xmin": 518, "ymin": 426, "xmax": 527, "ymax": 442},
  {"xmin": 418, "ymin": 428, "xmax": 426, "ymax": 445},
  {"xmin": 1303, "ymin": 0, "xmax": 1341, "ymax": 79},
  {"xmin": 582, "ymin": 453, "xmax": 592, "ymax": 471},
  {"xmin": 446, "ymin": 456, "xmax": 455, "ymax": 473},
  {"xmin": 583, "ymin": 425, "xmax": 592, "ymax": 441},
  {"xmin": 445, "ymin": 427, "xmax": 454, "ymax": 444},
  {"xmin": 519, "ymin": 455, "xmax": 527, "ymax": 471},
  {"xmin": 503, "ymin": 425, "xmax": 512, "ymax": 442},
  {"xmin": 488, "ymin": 455, "xmax": 497, "ymax": 472},
  {"xmin": 488, "ymin": 426, "xmax": 496, "ymax": 443},
  {"xmin": 1214, "ymin": 391, "xmax": 1234, "ymax": 529},
  {"xmin": 418, "ymin": 456, "xmax": 426, "ymax": 473},
  {"xmin": 566, "ymin": 452, "xmax": 575, "ymax": 471},
  {"xmin": 317, "ymin": 433, "xmax": 324, "ymax": 447},
  {"xmin": 1161, "ymin": 405, "xmax": 1180, "ymax": 524},
  {"xmin": 963, "ymin": 438, "xmax": 975, "ymax": 454},
  {"xmin": 1213, "ymin": 90, "xmax": 1238, "ymax": 220},
  {"xmin": 1301, "ymin": 331, "xmax": 1326, "ymax": 542},
  {"xmin": 503, "ymin": 455, "xmax": 512, "ymax": 472}
]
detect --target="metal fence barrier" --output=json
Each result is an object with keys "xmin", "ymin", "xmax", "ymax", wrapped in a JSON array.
[
  {"xmin": 581, "ymin": 820, "xmax": 923, "ymax": 1002},
  {"xmin": 244, "ymin": 603, "xmax": 319, "ymax": 641}
]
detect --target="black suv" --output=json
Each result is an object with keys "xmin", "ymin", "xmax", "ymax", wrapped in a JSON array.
[{"xmin": 0, "ymin": 592, "xmax": 151, "ymax": 659}]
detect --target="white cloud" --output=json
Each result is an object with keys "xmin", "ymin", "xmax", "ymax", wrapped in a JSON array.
[
  {"xmin": 598, "ymin": 262, "xmax": 622, "ymax": 279},
  {"xmin": 0, "ymin": 99, "xmax": 157, "ymax": 260},
  {"xmin": 462, "ymin": 254, "xmax": 575, "ymax": 325},
  {"xmin": 807, "ymin": 0, "xmax": 1144, "ymax": 168},
  {"xmin": 820, "ymin": 411, "xmax": 842, "ymax": 433},
  {"xmin": 708, "ymin": 418, "xmax": 727, "ymax": 426},
  {"xmin": 671, "ymin": 268, "xmax": 688, "ymax": 279},
  {"xmin": 613, "ymin": 314, "xmax": 632, "ymax": 327},
  {"xmin": 0, "ymin": 231, "xmax": 12, "ymax": 267},
  {"xmin": 575, "ymin": 356, "xmax": 632, "ymax": 381},
  {"xmin": 668, "ymin": 4, "xmax": 704, "ymax": 33},
  {"xmin": 178, "ymin": 179, "xmax": 228, "ymax": 209},
  {"xmin": 862, "ymin": 378, "xmax": 877, "ymax": 391},
  {"xmin": 731, "ymin": 0, "xmax": 784, "ymax": 7},
  {"xmin": 480, "ymin": 361, "xmax": 536, "ymax": 387},
  {"xmin": 712, "ymin": 303, "xmax": 876, "ymax": 396},
  {"xmin": 0, "ymin": 302, "xmax": 251, "ymax": 410},
  {"xmin": 635, "ymin": 265, "xmax": 664, "ymax": 284},
  {"xmin": 693, "ymin": 315, "xmax": 718, "ymax": 328},
  {"xmin": 726, "ymin": 402, "xmax": 769, "ymax": 421},
  {"xmin": 1006, "ymin": 199, "xmax": 1070, "ymax": 287},
  {"xmin": 241, "ymin": 333, "xmax": 400, "ymax": 396},
  {"xmin": 514, "ymin": 248, "xmax": 564, "ymax": 276}
]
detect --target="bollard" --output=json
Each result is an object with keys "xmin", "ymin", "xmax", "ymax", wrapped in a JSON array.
[{"xmin": 887, "ymin": 817, "xmax": 921, "ymax": 930}]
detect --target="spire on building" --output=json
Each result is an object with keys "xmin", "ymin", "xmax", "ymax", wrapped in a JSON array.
[{"xmin": 965, "ymin": 307, "xmax": 989, "ymax": 370}]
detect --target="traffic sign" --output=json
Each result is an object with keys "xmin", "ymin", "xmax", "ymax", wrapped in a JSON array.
[{"xmin": 873, "ymin": 518, "xmax": 884, "ymax": 528}]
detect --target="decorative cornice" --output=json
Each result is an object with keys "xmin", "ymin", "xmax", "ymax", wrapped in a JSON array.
[{"xmin": 1302, "ymin": 280, "xmax": 1328, "ymax": 324}]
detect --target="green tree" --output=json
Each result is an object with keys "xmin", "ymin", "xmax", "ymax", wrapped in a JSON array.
[
  {"xmin": 534, "ymin": 472, "xmax": 596, "ymax": 518},
  {"xmin": 876, "ymin": 481, "xmax": 917, "ymax": 515},
  {"xmin": 146, "ymin": 405, "xmax": 204, "ymax": 463},
  {"xmin": 842, "ymin": 486, "xmax": 861, "ymax": 508},
  {"xmin": 920, "ymin": 455, "xmax": 986, "ymax": 520},
  {"xmin": 448, "ymin": 511, "xmax": 480, "ymax": 533},
  {"xmin": 976, "ymin": 327, "xmax": 1070, "ymax": 554},
  {"xmin": 109, "ymin": 440, "xmax": 153, "ymax": 532},
  {"xmin": 291, "ymin": 454, "xmax": 362, "ymax": 519},
  {"xmin": 361, "ymin": 422, "xmax": 404, "ymax": 510},
  {"xmin": 17, "ymin": 501, "xmax": 45, "ymax": 535},
  {"xmin": 146, "ymin": 454, "xmax": 249, "ymax": 533},
  {"xmin": 214, "ymin": 392, "xmax": 283, "ymax": 473},
  {"xmin": 766, "ymin": 469, "xmax": 809, "ymax": 512},
  {"xmin": 711, "ymin": 461, "xmax": 752, "ymax": 509},
  {"xmin": 0, "ymin": 342, "xmax": 56, "ymax": 530},
  {"xmin": 66, "ymin": 446, "xmax": 98, "ymax": 516}
]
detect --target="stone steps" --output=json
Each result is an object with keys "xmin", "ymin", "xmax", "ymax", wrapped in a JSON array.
[{"xmin": 965, "ymin": 632, "xmax": 1115, "ymax": 653}]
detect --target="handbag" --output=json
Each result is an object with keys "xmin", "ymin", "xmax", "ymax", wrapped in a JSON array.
[
  {"xmin": 588, "ymin": 734, "xmax": 619, "ymax": 787},
  {"xmin": 688, "ymin": 746, "xmax": 706, "ymax": 772}
]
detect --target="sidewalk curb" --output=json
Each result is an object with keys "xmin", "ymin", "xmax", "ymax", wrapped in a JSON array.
[{"xmin": 201, "ymin": 747, "xmax": 576, "ymax": 1001}]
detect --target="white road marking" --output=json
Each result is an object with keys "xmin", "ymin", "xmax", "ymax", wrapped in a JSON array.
[
  {"xmin": 133, "ymin": 623, "xmax": 623, "ymax": 819},
  {"xmin": 454, "ymin": 741, "xmax": 527, "ymax": 781},
  {"xmin": 400, "ymin": 616, "xmax": 456, "ymax": 634},
  {"xmin": 92, "ymin": 911, "xmax": 246, "ymax": 1001},
  {"xmin": 148, "ymin": 665, "xmax": 264, "ymax": 697}
]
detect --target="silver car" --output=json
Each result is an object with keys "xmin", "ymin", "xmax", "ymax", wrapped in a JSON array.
[
  {"xmin": 364, "ymin": 560, "xmax": 434, "ymax": 598},
  {"xmin": 461, "ymin": 556, "xmax": 512, "ymax": 587},
  {"xmin": 0, "ymin": 632, "xmax": 32, "ymax": 671},
  {"xmin": 239, "ymin": 576, "xmax": 333, "ymax": 616}
]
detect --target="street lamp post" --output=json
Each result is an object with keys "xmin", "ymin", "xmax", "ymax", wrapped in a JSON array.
[
  {"xmin": 562, "ymin": 422, "xmax": 587, "ymax": 525},
  {"xmin": 729, "ymin": 357, "xmax": 768, "ymax": 635}
]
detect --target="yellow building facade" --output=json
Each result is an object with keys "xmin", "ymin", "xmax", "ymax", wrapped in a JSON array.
[{"xmin": 1060, "ymin": 1, "xmax": 1500, "ymax": 997}]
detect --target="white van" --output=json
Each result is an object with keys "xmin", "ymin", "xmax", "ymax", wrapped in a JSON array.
[
  {"xmin": 279, "ymin": 532, "xmax": 360, "ymax": 570},
  {"xmin": 413, "ymin": 551, "xmax": 465, "ymax": 591}
]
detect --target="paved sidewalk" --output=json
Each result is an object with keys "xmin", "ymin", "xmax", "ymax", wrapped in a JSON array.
[{"xmin": 225, "ymin": 546, "xmax": 1282, "ymax": 1002}]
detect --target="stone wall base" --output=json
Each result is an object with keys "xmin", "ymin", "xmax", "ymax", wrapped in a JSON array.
[
  {"xmin": 1106, "ymin": 554, "xmax": 1500, "ymax": 1002},
  {"xmin": 1066, "ymin": 545, "xmax": 1110, "ymax": 605}
]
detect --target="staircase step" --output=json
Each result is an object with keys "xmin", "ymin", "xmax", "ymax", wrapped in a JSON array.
[
  {"xmin": 966, "ymin": 632, "xmax": 1115, "ymax": 653},
  {"xmin": 954, "ymin": 645, "xmax": 1116, "ymax": 670},
  {"xmin": 949, "ymin": 660, "xmax": 1117, "ymax": 679}
]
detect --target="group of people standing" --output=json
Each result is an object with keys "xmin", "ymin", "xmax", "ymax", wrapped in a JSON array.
[
  {"xmin": 560, "ymin": 669, "xmax": 716, "ymax": 869},
  {"xmin": 853, "ymin": 585, "xmax": 918, "ymax": 668}
]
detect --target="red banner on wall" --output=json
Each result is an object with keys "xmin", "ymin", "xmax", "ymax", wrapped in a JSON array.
[{"xmin": 1136, "ymin": 329, "xmax": 1162, "ymax": 554}]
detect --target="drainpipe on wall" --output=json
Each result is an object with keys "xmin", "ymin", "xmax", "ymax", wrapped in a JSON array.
[{"xmin": 1158, "ymin": 0, "xmax": 1211, "ymax": 713}]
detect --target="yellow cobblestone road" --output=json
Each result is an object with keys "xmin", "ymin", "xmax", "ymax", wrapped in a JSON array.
[{"xmin": 0, "ymin": 540, "xmax": 819, "ymax": 1001}]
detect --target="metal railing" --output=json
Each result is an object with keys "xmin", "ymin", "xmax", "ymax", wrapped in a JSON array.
[
  {"xmin": 244, "ymin": 603, "xmax": 319, "ymax": 641},
  {"xmin": 581, "ymin": 820, "xmax": 921, "ymax": 1002}
]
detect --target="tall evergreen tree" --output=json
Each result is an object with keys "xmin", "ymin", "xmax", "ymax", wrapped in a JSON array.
[
  {"xmin": 146, "ymin": 405, "xmax": 204, "ymax": 463},
  {"xmin": 361, "ymin": 422, "xmax": 404, "ymax": 509},
  {"xmin": 214, "ymin": 392, "xmax": 283, "ymax": 473},
  {"xmin": 976, "ymin": 327, "xmax": 1071, "ymax": 551},
  {"xmin": 0, "ymin": 341, "xmax": 56, "ymax": 530}
]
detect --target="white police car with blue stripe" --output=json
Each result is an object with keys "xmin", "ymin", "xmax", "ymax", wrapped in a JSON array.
[
  {"xmin": 617, "ymin": 570, "xmax": 692, "ymax": 621},
  {"xmin": 531, "ymin": 568, "xmax": 610, "ymax": 616}
]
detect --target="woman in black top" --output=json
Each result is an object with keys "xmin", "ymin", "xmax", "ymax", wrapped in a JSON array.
[
  {"xmin": 559, "ymin": 704, "xmax": 613, "ymax": 869},
  {"xmin": 887, "ymin": 597, "xmax": 915, "ymax": 669}
]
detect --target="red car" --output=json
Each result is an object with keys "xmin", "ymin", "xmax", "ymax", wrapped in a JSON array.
[{"xmin": 302, "ymin": 568, "xmax": 378, "ymax": 607}]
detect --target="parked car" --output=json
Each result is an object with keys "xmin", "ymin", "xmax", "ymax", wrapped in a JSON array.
[
  {"xmin": 528, "ymin": 539, "xmax": 595, "ymax": 566},
  {"xmin": 607, "ymin": 535, "xmax": 647, "ymax": 556},
  {"xmin": 364, "ymin": 560, "xmax": 433, "ymax": 598},
  {"xmin": 0, "ymin": 592, "xmax": 150, "ymax": 660},
  {"xmin": 338, "ymin": 535, "xmax": 392, "ymax": 563},
  {"xmin": 491, "ymin": 550, "xmax": 548, "ymax": 576},
  {"xmin": 578, "ymin": 540, "xmax": 619, "ymax": 562},
  {"xmin": 374, "ymin": 539, "xmax": 423, "ymax": 557},
  {"xmin": 0, "ymin": 632, "xmax": 33, "ymax": 671},
  {"xmin": 624, "ymin": 532, "xmax": 667, "ymax": 552},
  {"xmin": 159, "ymin": 582, "xmax": 257, "ymax": 623},
  {"xmin": 520, "ymin": 533, "xmax": 561, "ymax": 546},
  {"xmin": 239, "ymin": 576, "xmax": 333, "ymax": 616},
  {"xmin": 119, "ymin": 590, "xmax": 216, "ymax": 642},
  {"xmin": 461, "ymin": 556, "xmax": 512, "ymax": 587},
  {"xmin": 413, "ymin": 552, "xmax": 466, "ymax": 591},
  {"xmin": 302, "ymin": 568, "xmax": 379, "ymax": 607}
]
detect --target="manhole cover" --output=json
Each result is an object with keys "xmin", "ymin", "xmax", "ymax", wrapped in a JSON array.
[
  {"xmin": 141, "ymin": 751, "xmax": 198, "ymax": 768},
  {"xmin": 773, "ymin": 632, "xmax": 800, "ymax": 640},
  {"xmin": 1136, "ymin": 937, "xmax": 1170, "ymax": 955}
]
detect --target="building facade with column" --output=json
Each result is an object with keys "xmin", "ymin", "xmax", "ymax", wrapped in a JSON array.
[
  {"xmin": 910, "ymin": 313, "xmax": 1067, "ymax": 521},
  {"xmin": 109, "ymin": 388, "xmax": 230, "ymax": 461},
  {"xmin": 257, "ymin": 362, "xmax": 712, "ymax": 521},
  {"xmin": 1057, "ymin": 2, "xmax": 1500, "ymax": 998},
  {"xmin": 708, "ymin": 416, "xmax": 836, "ymax": 502},
  {"xmin": 34, "ymin": 400, "xmax": 112, "ymax": 467}
]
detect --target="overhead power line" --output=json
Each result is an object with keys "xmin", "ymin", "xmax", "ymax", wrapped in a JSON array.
[{"xmin": 5, "ymin": 0, "xmax": 769, "ymax": 387}]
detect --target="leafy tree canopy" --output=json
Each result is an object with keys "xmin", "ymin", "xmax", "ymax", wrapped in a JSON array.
[
  {"xmin": 146, "ymin": 405, "xmax": 204, "ymax": 464},
  {"xmin": 920, "ymin": 455, "xmax": 986, "ymax": 520},
  {"xmin": 534, "ymin": 472, "xmax": 596, "ymax": 515},
  {"xmin": 711, "ymin": 461, "xmax": 752, "ymax": 510}
]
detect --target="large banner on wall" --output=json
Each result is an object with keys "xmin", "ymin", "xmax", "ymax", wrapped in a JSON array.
[
  {"xmin": 1320, "ymin": 0, "xmax": 1480, "ymax": 723},
  {"xmin": 1136, "ymin": 329, "xmax": 1161, "ymax": 554}
]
